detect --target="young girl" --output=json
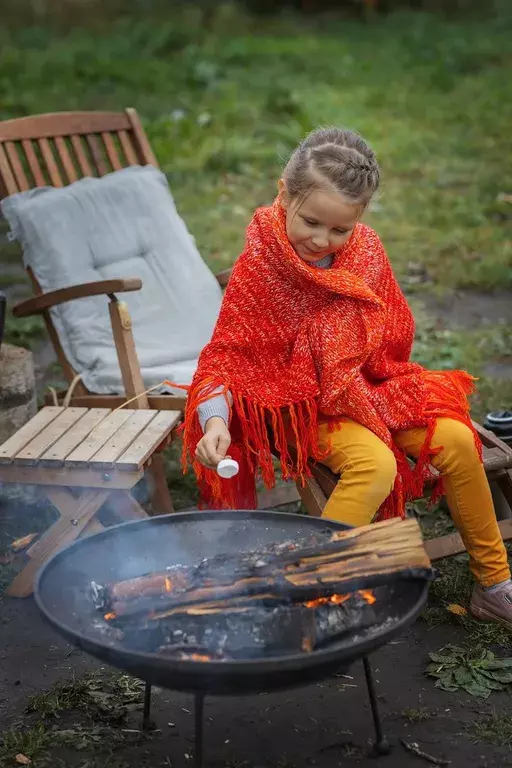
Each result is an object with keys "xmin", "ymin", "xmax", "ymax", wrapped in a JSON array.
[{"xmin": 183, "ymin": 127, "xmax": 511, "ymax": 630}]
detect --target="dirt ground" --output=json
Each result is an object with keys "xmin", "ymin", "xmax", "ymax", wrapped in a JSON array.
[
  {"xmin": 0, "ymin": 595, "xmax": 510, "ymax": 768},
  {"xmin": 1, "ymin": 254, "xmax": 511, "ymax": 767}
]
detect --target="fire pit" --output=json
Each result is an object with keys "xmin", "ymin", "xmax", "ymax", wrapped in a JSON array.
[{"xmin": 34, "ymin": 510, "xmax": 430, "ymax": 766}]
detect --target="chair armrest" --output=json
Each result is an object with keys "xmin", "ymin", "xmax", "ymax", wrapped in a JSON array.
[
  {"xmin": 13, "ymin": 278, "xmax": 143, "ymax": 318},
  {"xmin": 215, "ymin": 268, "xmax": 232, "ymax": 288}
]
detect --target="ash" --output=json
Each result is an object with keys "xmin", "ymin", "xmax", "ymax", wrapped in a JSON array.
[{"xmin": 101, "ymin": 593, "xmax": 378, "ymax": 660}]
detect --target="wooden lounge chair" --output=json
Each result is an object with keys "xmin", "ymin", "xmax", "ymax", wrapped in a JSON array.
[
  {"xmin": 0, "ymin": 108, "xmax": 231, "ymax": 413},
  {"xmin": 0, "ymin": 108, "xmax": 233, "ymax": 514}
]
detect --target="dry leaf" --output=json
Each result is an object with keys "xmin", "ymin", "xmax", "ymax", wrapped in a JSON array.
[
  {"xmin": 446, "ymin": 603, "xmax": 467, "ymax": 616},
  {"xmin": 15, "ymin": 754, "xmax": 32, "ymax": 765},
  {"xmin": 11, "ymin": 533, "xmax": 38, "ymax": 552}
]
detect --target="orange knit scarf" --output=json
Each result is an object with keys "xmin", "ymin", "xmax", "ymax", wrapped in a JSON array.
[{"xmin": 182, "ymin": 199, "xmax": 480, "ymax": 519}]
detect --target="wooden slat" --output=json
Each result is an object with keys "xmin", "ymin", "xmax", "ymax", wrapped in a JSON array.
[
  {"xmin": 43, "ymin": 391, "xmax": 186, "ymax": 412},
  {"xmin": 54, "ymin": 136, "xmax": 78, "ymax": 183},
  {"xmin": 125, "ymin": 108, "xmax": 158, "ymax": 166},
  {"xmin": 70, "ymin": 134, "xmax": 93, "ymax": 176},
  {"xmin": 22, "ymin": 139, "xmax": 46, "ymax": 186},
  {"xmin": 0, "ymin": 407, "xmax": 63, "ymax": 463},
  {"xmin": 89, "ymin": 410, "xmax": 157, "ymax": 468},
  {"xmin": 474, "ymin": 419, "xmax": 512, "ymax": 456},
  {"xmin": 0, "ymin": 142, "xmax": 18, "ymax": 195},
  {"xmin": 64, "ymin": 409, "xmax": 135, "ymax": 466},
  {"xmin": 0, "ymin": 463, "xmax": 141, "ymax": 489},
  {"xmin": 86, "ymin": 134, "xmax": 108, "ymax": 176},
  {"xmin": 38, "ymin": 138, "xmax": 63, "ymax": 187},
  {"xmin": 0, "ymin": 112, "xmax": 131, "ymax": 142},
  {"xmin": 118, "ymin": 130, "xmax": 138, "ymax": 165},
  {"xmin": 102, "ymin": 132, "xmax": 123, "ymax": 171},
  {"xmin": 4, "ymin": 141, "xmax": 29, "ymax": 190},
  {"xmin": 482, "ymin": 446, "xmax": 512, "ymax": 472},
  {"xmin": 39, "ymin": 408, "xmax": 111, "ymax": 465},
  {"xmin": 14, "ymin": 408, "xmax": 88, "ymax": 465},
  {"xmin": 117, "ymin": 410, "xmax": 181, "ymax": 470}
]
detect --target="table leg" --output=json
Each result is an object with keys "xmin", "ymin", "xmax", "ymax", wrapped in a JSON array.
[{"xmin": 6, "ymin": 487, "xmax": 110, "ymax": 598}]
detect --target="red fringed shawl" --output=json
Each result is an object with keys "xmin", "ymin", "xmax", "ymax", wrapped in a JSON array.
[{"xmin": 181, "ymin": 199, "xmax": 480, "ymax": 519}]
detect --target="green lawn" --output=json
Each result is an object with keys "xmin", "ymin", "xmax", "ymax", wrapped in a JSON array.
[{"xmin": 1, "ymin": 5, "xmax": 511, "ymax": 288}]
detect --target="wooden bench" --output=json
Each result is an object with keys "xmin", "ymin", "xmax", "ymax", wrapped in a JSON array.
[{"xmin": 0, "ymin": 405, "xmax": 181, "ymax": 597}]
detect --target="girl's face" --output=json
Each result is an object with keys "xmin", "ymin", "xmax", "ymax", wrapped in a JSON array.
[{"xmin": 279, "ymin": 183, "xmax": 361, "ymax": 263}]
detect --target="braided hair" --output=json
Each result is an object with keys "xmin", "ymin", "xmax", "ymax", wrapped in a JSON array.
[{"xmin": 283, "ymin": 127, "xmax": 380, "ymax": 207}]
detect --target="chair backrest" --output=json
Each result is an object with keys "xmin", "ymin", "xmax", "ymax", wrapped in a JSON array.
[{"xmin": 0, "ymin": 108, "xmax": 158, "ymax": 198}]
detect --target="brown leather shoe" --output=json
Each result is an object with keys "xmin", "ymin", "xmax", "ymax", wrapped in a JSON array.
[{"xmin": 470, "ymin": 580, "xmax": 512, "ymax": 631}]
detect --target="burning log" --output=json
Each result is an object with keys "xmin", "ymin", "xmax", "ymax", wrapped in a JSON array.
[
  {"xmin": 117, "ymin": 591, "xmax": 377, "ymax": 659},
  {"xmin": 96, "ymin": 518, "xmax": 431, "ymax": 622}
]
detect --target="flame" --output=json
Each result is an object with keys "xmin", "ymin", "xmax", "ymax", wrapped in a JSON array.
[
  {"xmin": 359, "ymin": 589, "xmax": 376, "ymax": 605},
  {"xmin": 181, "ymin": 652, "xmax": 215, "ymax": 662},
  {"xmin": 301, "ymin": 635, "xmax": 315, "ymax": 653},
  {"xmin": 304, "ymin": 590, "xmax": 375, "ymax": 609},
  {"xmin": 104, "ymin": 612, "xmax": 116, "ymax": 621},
  {"xmin": 164, "ymin": 576, "xmax": 173, "ymax": 593}
]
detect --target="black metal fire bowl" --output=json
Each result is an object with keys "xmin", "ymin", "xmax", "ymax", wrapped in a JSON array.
[{"xmin": 34, "ymin": 510, "xmax": 428, "ymax": 696}]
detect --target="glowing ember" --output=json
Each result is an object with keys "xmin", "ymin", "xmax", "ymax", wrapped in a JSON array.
[
  {"xmin": 164, "ymin": 576, "xmax": 173, "ymax": 592},
  {"xmin": 104, "ymin": 612, "xmax": 116, "ymax": 621},
  {"xmin": 304, "ymin": 590, "xmax": 375, "ymax": 609},
  {"xmin": 187, "ymin": 653, "xmax": 214, "ymax": 662}
]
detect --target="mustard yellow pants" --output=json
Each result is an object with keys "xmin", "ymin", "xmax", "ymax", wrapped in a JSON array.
[{"xmin": 318, "ymin": 417, "xmax": 510, "ymax": 588}]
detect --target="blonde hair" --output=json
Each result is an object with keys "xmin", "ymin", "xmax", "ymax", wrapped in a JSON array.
[{"xmin": 283, "ymin": 127, "xmax": 380, "ymax": 207}]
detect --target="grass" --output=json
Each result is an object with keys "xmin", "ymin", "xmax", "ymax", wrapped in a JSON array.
[
  {"xmin": 471, "ymin": 711, "xmax": 512, "ymax": 747},
  {"xmin": 401, "ymin": 707, "xmax": 435, "ymax": 723},
  {"xmin": 0, "ymin": 5, "xmax": 511, "ymax": 289},
  {"xmin": 0, "ymin": 672, "xmax": 150, "ymax": 767},
  {"xmin": 419, "ymin": 547, "xmax": 512, "ymax": 650}
]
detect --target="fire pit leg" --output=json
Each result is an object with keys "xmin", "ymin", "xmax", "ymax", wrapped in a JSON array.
[
  {"xmin": 142, "ymin": 681, "xmax": 153, "ymax": 731},
  {"xmin": 362, "ymin": 657, "xmax": 392, "ymax": 757},
  {"xmin": 194, "ymin": 693, "xmax": 205, "ymax": 768}
]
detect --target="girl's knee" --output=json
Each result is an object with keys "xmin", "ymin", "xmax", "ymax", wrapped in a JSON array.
[
  {"xmin": 354, "ymin": 443, "xmax": 397, "ymax": 488},
  {"xmin": 433, "ymin": 419, "xmax": 479, "ymax": 468}
]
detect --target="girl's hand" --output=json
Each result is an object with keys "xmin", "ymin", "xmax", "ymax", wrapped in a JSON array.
[{"xmin": 195, "ymin": 417, "xmax": 232, "ymax": 469}]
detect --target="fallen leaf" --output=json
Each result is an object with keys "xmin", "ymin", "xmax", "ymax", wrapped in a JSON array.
[
  {"xmin": 15, "ymin": 755, "xmax": 32, "ymax": 765},
  {"xmin": 0, "ymin": 554, "xmax": 15, "ymax": 565},
  {"xmin": 446, "ymin": 603, "xmax": 467, "ymax": 616},
  {"xmin": 11, "ymin": 533, "xmax": 38, "ymax": 552}
]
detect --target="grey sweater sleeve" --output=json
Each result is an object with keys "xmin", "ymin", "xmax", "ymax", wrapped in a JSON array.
[{"xmin": 197, "ymin": 389, "xmax": 232, "ymax": 431}]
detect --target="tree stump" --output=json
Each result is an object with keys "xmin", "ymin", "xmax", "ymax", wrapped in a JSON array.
[
  {"xmin": 0, "ymin": 343, "xmax": 38, "ymax": 504},
  {"xmin": 0, "ymin": 343, "xmax": 37, "ymax": 444}
]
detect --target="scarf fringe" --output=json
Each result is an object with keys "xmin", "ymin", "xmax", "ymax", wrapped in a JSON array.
[
  {"xmin": 182, "ymin": 369, "xmax": 481, "ymax": 518},
  {"xmin": 182, "ymin": 379, "xmax": 329, "ymax": 510}
]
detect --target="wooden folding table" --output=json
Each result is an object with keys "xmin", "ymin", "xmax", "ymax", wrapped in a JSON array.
[{"xmin": 0, "ymin": 405, "xmax": 181, "ymax": 597}]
